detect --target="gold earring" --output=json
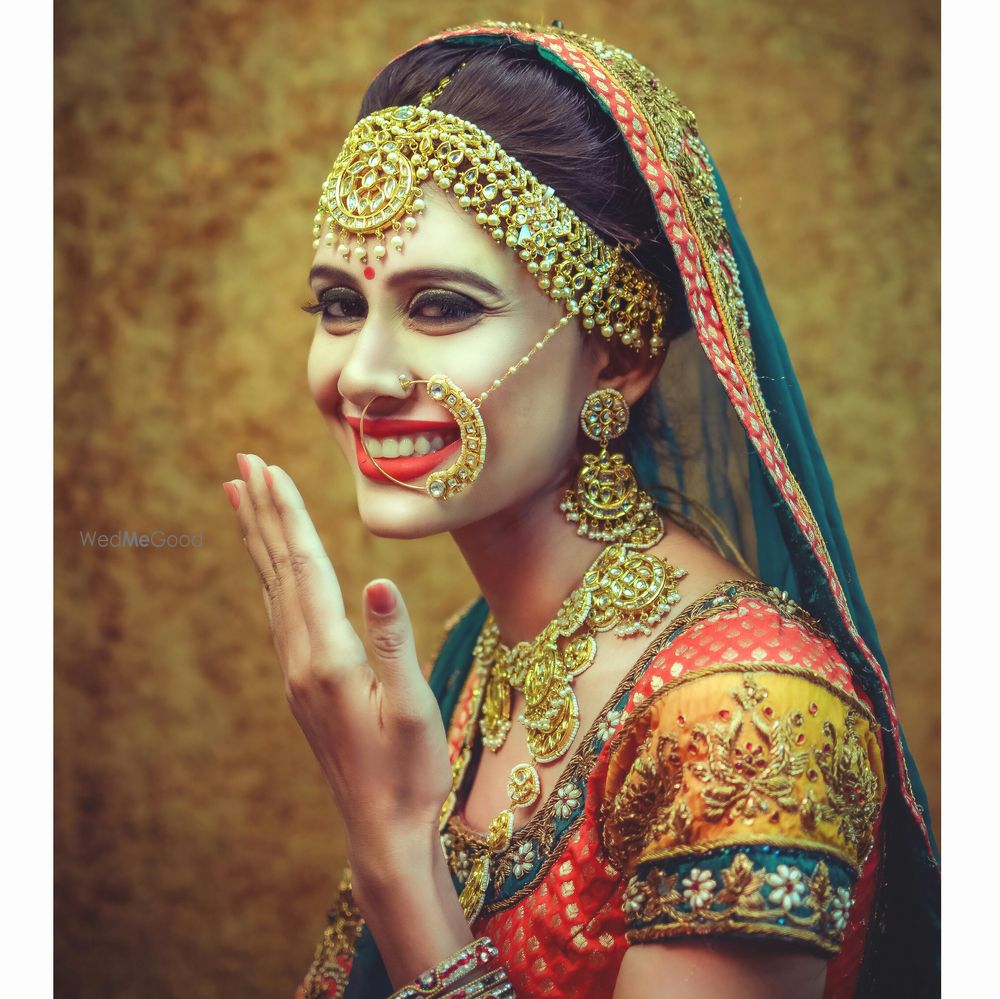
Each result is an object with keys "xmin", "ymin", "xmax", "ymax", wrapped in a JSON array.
[{"xmin": 560, "ymin": 387, "xmax": 663, "ymax": 548}]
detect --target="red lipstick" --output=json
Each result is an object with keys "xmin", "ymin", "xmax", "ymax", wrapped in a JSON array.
[{"xmin": 344, "ymin": 416, "xmax": 462, "ymax": 484}]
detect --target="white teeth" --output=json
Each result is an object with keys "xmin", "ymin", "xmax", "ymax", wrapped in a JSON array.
[{"xmin": 363, "ymin": 431, "xmax": 452, "ymax": 458}]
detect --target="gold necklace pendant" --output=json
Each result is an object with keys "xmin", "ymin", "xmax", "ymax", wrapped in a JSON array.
[
  {"xmin": 477, "ymin": 534, "xmax": 687, "ymax": 756},
  {"xmin": 582, "ymin": 543, "xmax": 687, "ymax": 637},
  {"xmin": 448, "ymin": 519, "xmax": 687, "ymax": 919}
]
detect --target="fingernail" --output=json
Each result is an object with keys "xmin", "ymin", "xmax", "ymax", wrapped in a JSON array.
[
  {"xmin": 366, "ymin": 580, "xmax": 396, "ymax": 615},
  {"xmin": 223, "ymin": 481, "xmax": 240, "ymax": 510},
  {"xmin": 262, "ymin": 465, "xmax": 274, "ymax": 489},
  {"xmin": 236, "ymin": 453, "xmax": 250, "ymax": 480}
]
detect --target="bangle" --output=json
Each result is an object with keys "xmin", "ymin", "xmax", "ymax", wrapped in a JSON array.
[
  {"xmin": 389, "ymin": 937, "xmax": 501, "ymax": 998},
  {"xmin": 440, "ymin": 967, "xmax": 514, "ymax": 998}
]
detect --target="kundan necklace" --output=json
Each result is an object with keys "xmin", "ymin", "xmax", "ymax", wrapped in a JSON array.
[{"xmin": 439, "ymin": 523, "xmax": 687, "ymax": 922}]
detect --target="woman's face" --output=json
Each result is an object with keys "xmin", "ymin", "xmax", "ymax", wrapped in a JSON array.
[{"xmin": 306, "ymin": 187, "xmax": 607, "ymax": 540}]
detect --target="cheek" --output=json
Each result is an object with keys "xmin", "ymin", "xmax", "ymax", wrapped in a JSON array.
[
  {"xmin": 472, "ymin": 341, "xmax": 587, "ymax": 496},
  {"xmin": 306, "ymin": 332, "xmax": 347, "ymax": 412}
]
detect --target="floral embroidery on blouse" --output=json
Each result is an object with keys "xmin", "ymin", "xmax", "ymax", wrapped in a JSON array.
[
  {"xmin": 553, "ymin": 783, "xmax": 583, "ymax": 819},
  {"xmin": 599, "ymin": 662, "xmax": 884, "ymax": 954},
  {"xmin": 596, "ymin": 708, "xmax": 623, "ymax": 742},
  {"xmin": 624, "ymin": 849, "xmax": 856, "ymax": 953}
]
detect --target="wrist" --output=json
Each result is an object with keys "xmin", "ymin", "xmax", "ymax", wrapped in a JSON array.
[
  {"xmin": 348, "ymin": 821, "xmax": 446, "ymax": 907},
  {"xmin": 348, "ymin": 823, "xmax": 475, "ymax": 988}
]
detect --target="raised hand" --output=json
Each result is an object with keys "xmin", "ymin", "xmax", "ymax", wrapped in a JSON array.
[{"xmin": 223, "ymin": 452, "xmax": 454, "ymax": 854}]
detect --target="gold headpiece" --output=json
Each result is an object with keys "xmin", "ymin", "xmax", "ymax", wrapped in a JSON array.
[{"xmin": 312, "ymin": 72, "xmax": 669, "ymax": 355}]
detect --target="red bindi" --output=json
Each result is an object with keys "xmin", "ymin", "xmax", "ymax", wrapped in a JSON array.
[{"xmin": 363, "ymin": 266, "xmax": 376, "ymax": 281}]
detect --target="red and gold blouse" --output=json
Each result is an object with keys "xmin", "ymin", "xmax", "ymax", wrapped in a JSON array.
[{"xmin": 296, "ymin": 581, "xmax": 885, "ymax": 999}]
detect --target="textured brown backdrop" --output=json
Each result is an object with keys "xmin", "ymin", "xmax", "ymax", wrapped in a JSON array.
[{"xmin": 54, "ymin": 1, "xmax": 940, "ymax": 995}]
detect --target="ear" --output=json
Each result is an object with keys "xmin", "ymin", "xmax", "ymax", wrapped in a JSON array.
[{"xmin": 585, "ymin": 334, "xmax": 668, "ymax": 407}]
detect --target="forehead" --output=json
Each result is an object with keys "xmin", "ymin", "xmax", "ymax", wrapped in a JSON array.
[{"xmin": 310, "ymin": 185, "xmax": 521, "ymax": 286}]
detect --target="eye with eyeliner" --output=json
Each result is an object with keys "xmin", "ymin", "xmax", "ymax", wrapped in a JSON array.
[{"xmin": 300, "ymin": 287, "xmax": 494, "ymax": 329}]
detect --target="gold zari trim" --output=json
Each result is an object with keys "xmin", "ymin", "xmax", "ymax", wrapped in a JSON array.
[{"xmin": 297, "ymin": 866, "xmax": 364, "ymax": 999}]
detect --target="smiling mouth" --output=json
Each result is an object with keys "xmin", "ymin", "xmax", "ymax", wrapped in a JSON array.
[{"xmin": 344, "ymin": 416, "xmax": 462, "ymax": 484}]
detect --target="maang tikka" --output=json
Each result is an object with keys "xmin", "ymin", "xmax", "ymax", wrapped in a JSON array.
[{"xmin": 314, "ymin": 67, "xmax": 671, "ymax": 502}]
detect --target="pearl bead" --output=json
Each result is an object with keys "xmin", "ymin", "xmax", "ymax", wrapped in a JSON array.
[
  {"xmin": 373, "ymin": 244, "xmax": 386, "ymax": 259},
  {"xmin": 353, "ymin": 246, "xmax": 366, "ymax": 259},
  {"xmin": 412, "ymin": 198, "xmax": 425, "ymax": 211},
  {"xmin": 403, "ymin": 216, "xmax": 417, "ymax": 230},
  {"xmin": 391, "ymin": 235, "xmax": 404, "ymax": 249},
  {"xmin": 337, "ymin": 244, "xmax": 350, "ymax": 257}
]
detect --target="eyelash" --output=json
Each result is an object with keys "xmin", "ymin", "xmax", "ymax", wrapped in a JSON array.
[{"xmin": 300, "ymin": 288, "xmax": 484, "ymax": 326}]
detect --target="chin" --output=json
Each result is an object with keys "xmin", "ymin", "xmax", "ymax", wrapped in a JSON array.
[{"xmin": 347, "ymin": 468, "xmax": 466, "ymax": 539}]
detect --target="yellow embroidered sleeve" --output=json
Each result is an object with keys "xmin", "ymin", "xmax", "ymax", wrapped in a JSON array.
[{"xmin": 599, "ymin": 664, "xmax": 885, "ymax": 955}]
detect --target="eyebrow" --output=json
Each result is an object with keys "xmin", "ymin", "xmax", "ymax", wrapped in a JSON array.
[{"xmin": 308, "ymin": 264, "xmax": 505, "ymax": 300}]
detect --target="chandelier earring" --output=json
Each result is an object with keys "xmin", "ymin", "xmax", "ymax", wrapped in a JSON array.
[{"xmin": 560, "ymin": 387, "xmax": 663, "ymax": 548}]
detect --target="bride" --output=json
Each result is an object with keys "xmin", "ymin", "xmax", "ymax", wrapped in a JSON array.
[{"xmin": 222, "ymin": 21, "xmax": 939, "ymax": 999}]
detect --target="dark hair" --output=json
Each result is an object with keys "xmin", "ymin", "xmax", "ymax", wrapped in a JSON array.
[{"xmin": 357, "ymin": 40, "xmax": 693, "ymax": 343}]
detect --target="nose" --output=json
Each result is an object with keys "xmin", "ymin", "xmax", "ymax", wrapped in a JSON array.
[{"xmin": 337, "ymin": 319, "xmax": 411, "ymax": 416}]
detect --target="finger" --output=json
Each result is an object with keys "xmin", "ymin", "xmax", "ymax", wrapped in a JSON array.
[
  {"xmin": 363, "ymin": 579, "xmax": 428, "ymax": 713},
  {"xmin": 235, "ymin": 454, "xmax": 310, "ymax": 668},
  {"xmin": 231, "ymin": 477, "xmax": 285, "ymax": 637},
  {"xmin": 265, "ymin": 464, "xmax": 348, "ymax": 640}
]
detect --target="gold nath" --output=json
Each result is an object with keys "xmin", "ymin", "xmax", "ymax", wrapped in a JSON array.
[{"xmin": 312, "ymin": 75, "xmax": 669, "ymax": 356}]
